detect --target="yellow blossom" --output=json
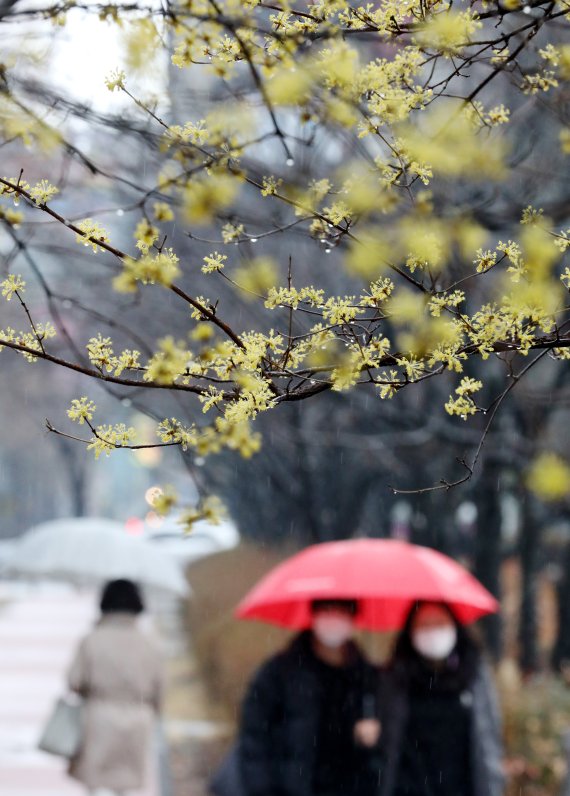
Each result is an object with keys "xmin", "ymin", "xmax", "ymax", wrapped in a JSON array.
[
  {"xmin": 123, "ymin": 19, "xmax": 160, "ymax": 72},
  {"xmin": 104, "ymin": 69, "xmax": 126, "ymax": 92},
  {"xmin": 87, "ymin": 423, "xmax": 136, "ymax": 459},
  {"xmin": 67, "ymin": 397, "xmax": 96, "ymax": 425},
  {"xmin": 190, "ymin": 323, "xmax": 215, "ymax": 342},
  {"xmin": 0, "ymin": 207, "xmax": 23, "ymax": 226},
  {"xmin": 266, "ymin": 68, "xmax": 314, "ymax": 105},
  {"xmin": 474, "ymin": 248, "xmax": 497, "ymax": 273},
  {"xmin": 261, "ymin": 176, "xmax": 283, "ymax": 197},
  {"xmin": 76, "ymin": 219, "xmax": 110, "ymax": 253},
  {"xmin": 87, "ymin": 334, "xmax": 115, "ymax": 373},
  {"xmin": 399, "ymin": 108, "xmax": 508, "ymax": 180},
  {"xmin": 153, "ymin": 202, "xmax": 174, "ymax": 222},
  {"xmin": 1, "ymin": 274, "xmax": 25, "ymax": 300},
  {"xmin": 30, "ymin": 179, "xmax": 58, "ymax": 204},
  {"xmin": 183, "ymin": 174, "xmax": 239, "ymax": 224},
  {"xmin": 234, "ymin": 258, "xmax": 278, "ymax": 298},
  {"xmin": 151, "ymin": 485, "xmax": 178, "ymax": 516},
  {"xmin": 445, "ymin": 378, "xmax": 482, "ymax": 419},
  {"xmin": 345, "ymin": 231, "xmax": 391, "ymax": 280},
  {"xmin": 113, "ymin": 248, "xmax": 180, "ymax": 292},
  {"xmin": 134, "ymin": 218, "xmax": 160, "ymax": 253},
  {"xmin": 202, "ymin": 251, "xmax": 227, "ymax": 273},
  {"xmin": 178, "ymin": 495, "xmax": 227, "ymax": 532},
  {"xmin": 145, "ymin": 337, "xmax": 190, "ymax": 385},
  {"xmin": 221, "ymin": 222, "xmax": 244, "ymax": 243},
  {"xmin": 527, "ymin": 453, "xmax": 570, "ymax": 502},
  {"xmin": 415, "ymin": 10, "xmax": 482, "ymax": 55},
  {"xmin": 331, "ymin": 350, "xmax": 361, "ymax": 391}
]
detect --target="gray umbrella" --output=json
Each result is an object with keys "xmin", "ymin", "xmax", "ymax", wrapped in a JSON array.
[{"xmin": 6, "ymin": 517, "xmax": 190, "ymax": 597}]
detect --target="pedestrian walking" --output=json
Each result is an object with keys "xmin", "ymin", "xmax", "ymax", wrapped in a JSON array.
[
  {"xmin": 378, "ymin": 601, "xmax": 504, "ymax": 796},
  {"xmin": 238, "ymin": 598, "xmax": 381, "ymax": 796},
  {"xmin": 66, "ymin": 579, "xmax": 164, "ymax": 796},
  {"xmin": 235, "ymin": 540, "xmax": 500, "ymax": 796}
]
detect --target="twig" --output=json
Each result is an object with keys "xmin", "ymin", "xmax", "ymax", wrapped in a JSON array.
[{"xmin": 390, "ymin": 348, "xmax": 550, "ymax": 494}]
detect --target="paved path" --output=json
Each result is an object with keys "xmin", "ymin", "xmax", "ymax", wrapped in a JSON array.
[{"xmin": 0, "ymin": 583, "xmax": 158, "ymax": 796}]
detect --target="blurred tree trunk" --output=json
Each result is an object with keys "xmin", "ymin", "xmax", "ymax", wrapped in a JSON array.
[
  {"xmin": 203, "ymin": 394, "xmax": 403, "ymax": 546},
  {"xmin": 552, "ymin": 541, "xmax": 570, "ymax": 672},
  {"xmin": 411, "ymin": 491, "xmax": 459, "ymax": 555},
  {"xmin": 518, "ymin": 492, "xmax": 540, "ymax": 673},
  {"xmin": 474, "ymin": 459, "xmax": 503, "ymax": 661},
  {"xmin": 54, "ymin": 437, "xmax": 87, "ymax": 517}
]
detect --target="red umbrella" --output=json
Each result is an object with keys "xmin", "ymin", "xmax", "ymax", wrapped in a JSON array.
[{"xmin": 236, "ymin": 539, "xmax": 498, "ymax": 631}]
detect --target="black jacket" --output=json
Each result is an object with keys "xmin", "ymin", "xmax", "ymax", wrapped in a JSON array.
[
  {"xmin": 377, "ymin": 660, "xmax": 504, "ymax": 796},
  {"xmin": 239, "ymin": 631, "xmax": 379, "ymax": 796}
]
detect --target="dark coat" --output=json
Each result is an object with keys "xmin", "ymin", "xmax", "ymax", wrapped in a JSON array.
[
  {"xmin": 377, "ymin": 660, "xmax": 504, "ymax": 796},
  {"xmin": 238, "ymin": 631, "xmax": 379, "ymax": 796}
]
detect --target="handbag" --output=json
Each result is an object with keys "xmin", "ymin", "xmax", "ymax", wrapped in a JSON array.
[{"xmin": 38, "ymin": 695, "xmax": 83, "ymax": 758}]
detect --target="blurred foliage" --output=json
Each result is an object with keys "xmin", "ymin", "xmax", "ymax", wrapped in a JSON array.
[
  {"xmin": 186, "ymin": 543, "xmax": 292, "ymax": 719},
  {"xmin": 500, "ymin": 665, "xmax": 570, "ymax": 796}
]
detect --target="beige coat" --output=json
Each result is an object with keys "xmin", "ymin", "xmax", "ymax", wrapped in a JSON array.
[{"xmin": 67, "ymin": 613, "xmax": 163, "ymax": 792}]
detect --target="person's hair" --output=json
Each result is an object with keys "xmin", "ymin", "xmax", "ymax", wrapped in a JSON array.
[
  {"xmin": 100, "ymin": 579, "xmax": 144, "ymax": 615},
  {"xmin": 310, "ymin": 598, "xmax": 359, "ymax": 617},
  {"xmin": 391, "ymin": 600, "xmax": 480, "ymax": 689}
]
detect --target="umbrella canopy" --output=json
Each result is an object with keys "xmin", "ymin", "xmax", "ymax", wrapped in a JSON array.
[
  {"xmin": 236, "ymin": 539, "xmax": 498, "ymax": 631},
  {"xmin": 6, "ymin": 517, "xmax": 190, "ymax": 597}
]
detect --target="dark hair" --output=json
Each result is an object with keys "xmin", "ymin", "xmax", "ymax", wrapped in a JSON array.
[
  {"xmin": 310, "ymin": 598, "xmax": 359, "ymax": 617},
  {"xmin": 100, "ymin": 579, "xmax": 144, "ymax": 615},
  {"xmin": 391, "ymin": 600, "xmax": 480, "ymax": 690}
]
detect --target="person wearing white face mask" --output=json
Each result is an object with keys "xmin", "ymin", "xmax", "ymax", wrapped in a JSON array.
[
  {"xmin": 236, "ymin": 599, "xmax": 381, "ymax": 796},
  {"xmin": 377, "ymin": 601, "xmax": 504, "ymax": 796}
]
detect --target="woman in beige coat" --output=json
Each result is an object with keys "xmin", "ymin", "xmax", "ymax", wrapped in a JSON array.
[{"xmin": 67, "ymin": 579, "xmax": 163, "ymax": 796}]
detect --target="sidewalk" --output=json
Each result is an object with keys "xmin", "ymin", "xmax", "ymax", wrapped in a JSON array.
[{"xmin": 0, "ymin": 583, "xmax": 158, "ymax": 796}]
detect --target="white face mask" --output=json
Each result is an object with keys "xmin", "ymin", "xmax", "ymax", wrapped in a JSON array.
[
  {"xmin": 312, "ymin": 614, "xmax": 355, "ymax": 648},
  {"xmin": 411, "ymin": 625, "xmax": 457, "ymax": 661}
]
